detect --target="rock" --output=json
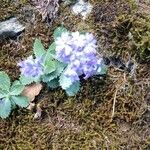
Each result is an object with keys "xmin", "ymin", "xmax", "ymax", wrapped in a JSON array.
[
  {"xmin": 71, "ymin": 0, "xmax": 93, "ymax": 20},
  {"xmin": 0, "ymin": 17, "xmax": 25, "ymax": 41}
]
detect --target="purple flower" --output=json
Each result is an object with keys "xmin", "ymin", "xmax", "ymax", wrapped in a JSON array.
[
  {"xmin": 85, "ymin": 33, "xmax": 97, "ymax": 44},
  {"xmin": 55, "ymin": 32, "xmax": 73, "ymax": 63},
  {"xmin": 55, "ymin": 32, "xmax": 72, "ymax": 51},
  {"xmin": 55, "ymin": 31, "xmax": 103, "ymax": 82},
  {"xmin": 64, "ymin": 66, "xmax": 79, "ymax": 82},
  {"xmin": 18, "ymin": 56, "xmax": 44, "ymax": 78},
  {"xmin": 71, "ymin": 32, "xmax": 86, "ymax": 48}
]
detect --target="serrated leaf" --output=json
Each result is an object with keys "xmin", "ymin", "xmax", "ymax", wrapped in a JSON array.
[
  {"xmin": 42, "ymin": 61, "xmax": 66, "ymax": 83},
  {"xmin": 52, "ymin": 61, "xmax": 66, "ymax": 77},
  {"xmin": 10, "ymin": 83, "xmax": 25, "ymax": 96},
  {"xmin": 11, "ymin": 96, "xmax": 29, "ymax": 108},
  {"xmin": 19, "ymin": 75, "xmax": 40, "ymax": 85},
  {"xmin": 44, "ymin": 60, "xmax": 56, "ymax": 74},
  {"xmin": 42, "ymin": 74, "xmax": 55, "ymax": 83},
  {"xmin": 11, "ymin": 100, "xmax": 17, "ymax": 110},
  {"xmin": 0, "ymin": 71, "xmax": 11, "ymax": 91},
  {"xmin": 0, "ymin": 98, "xmax": 11, "ymax": 118},
  {"xmin": 59, "ymin": 73, "xmax": 73, "ymax": 90},
  {"xmin": 54, "ymin": 26, "xmax": 68, "ymax": 40},
  {"xmin": 44, "ymin": 42, "xmax": 56, "ymax": 63},
  {"xmin": 47, "ymin": 42, "xmax": 56, "ymax": 54},
  {"xmin": 11, "ymin": 80, "xmax": 21, "ymax": 86},
  {"xmin": 0, "ymin": 90, "xmax": 8, "ymax": 98},
  {"xmin": 47, "ymin": 78, "xmax": 59, "ymax": 89},
  {"xmin": 65, "ymin": 81, "xmax": 80, "ymax": 96},
  {"xmin": 33, "ymin": 39, "xmax": 46, "ymax": 58}
]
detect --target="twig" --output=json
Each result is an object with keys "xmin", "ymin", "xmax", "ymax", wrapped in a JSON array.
[{"xmin": 111, "ymin": 88, "xmax": 118, "ymax": 120}]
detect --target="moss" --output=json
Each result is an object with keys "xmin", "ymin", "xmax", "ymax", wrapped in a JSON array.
[
  {"xmin": 130, "ymin": 14, "xmax": 150, "ymax": 63},
  {"xmin": 91, "ymin": 0, "xmax": 150, "ymax": 62}
]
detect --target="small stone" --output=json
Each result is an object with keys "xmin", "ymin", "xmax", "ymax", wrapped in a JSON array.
[
  {"xmin": 71, "ymin": 0, "xmax": 93, "ymax": 20},
  {"xmin": 0, "ymin": 17, "xmax": 25, "ymax": 40}
]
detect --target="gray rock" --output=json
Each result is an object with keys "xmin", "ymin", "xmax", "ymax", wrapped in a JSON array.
[{"xmin": 0, "ymin": 17, "xmax": 25, "ymax": 40}]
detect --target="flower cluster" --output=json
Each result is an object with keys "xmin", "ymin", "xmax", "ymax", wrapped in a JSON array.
[
  {"xmin": 18, "ymin": 56, "xmax": 44, "ymax": 78},
  {"xmin": 55, "ymin": 31, "xmax": 103, "ymax": 82}
]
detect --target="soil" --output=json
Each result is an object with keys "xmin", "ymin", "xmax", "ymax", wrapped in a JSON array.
[{"xmin": 0, "ymin": 0, "xmax": 150, "ymax": 149}]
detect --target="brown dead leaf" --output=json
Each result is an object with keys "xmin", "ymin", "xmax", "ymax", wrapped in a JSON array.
[
  {"xmin": 21, "ymin": 83, "xmax": 43, "ymax": 102},
  {"xmin": 27, "ymin": 102, "xmax": 35, "ymax": 110}
]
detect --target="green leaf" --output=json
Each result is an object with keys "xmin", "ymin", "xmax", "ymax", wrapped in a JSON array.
[
  {"xmin": 42, "ymin": 74, "xmax": 54, "ymax": 83},
  {"xmin": 66, "ymin": 81, "xmax": 80, "ymax": 96},
  {"xmin": 43, "ymin": 42, "xmax": 57, "ymax": 74},
  {"xmin": 0, "ymin": 71, "xmax": 11, "ymax": 91},
  {"xmin": 44, "ymin": 42, "xmax": 56, "ymax": 63},
  {"xmin": 54, "ymin": 61, "xmax": 67, "ymax": 75},
  {"xmin": 59, "ymin": 73, "xmax": 72, "ymax": 90},
  {"xmin": 10, "ymin": 82, "xmax": 25, "ymax": 96},
  {"xmin": 0, "ymin": 90, "xmax": 9, "ymax": 98},
  {"xmin": 47, "ymin": 78, "xmax": 59, "ymax": 89},
  {"xmin": 0, "ymin": 98, "xmax": 11, "ymax": 118},
  {"xmin": 33, "ymin": 39, "xmax": 46, "ymax": 58},
  {"xmin": 44, "ymin": 60, "xmax": 56, "ymax": 74},
  {"xmin": 19, "ymin": 75, "xmax": 34, "ymax": 85},
  {"xmin": 11, "ymin": 80, "xmax": 21, "ymax": 86},
  {"xmin": 54, "ymin": 26, "xmax": 68, "ymax": 40},
  {"xmin": 11, "ymin": 96, "xmax": 29, "ymax": 108},
  {"xmin": 11, "ymin": 100, "xmax": 17, "ymax": 110},
  {"xmin": 47, "ymin": 42, "xmax": 56, "ymax": 54},
  {"xmin": 42, "ymin": 61, "xmax": 66, "ymax": 83},
  {"xmin": 19, "ymin": 75, "xmax": 40, "ymax": 85}
]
